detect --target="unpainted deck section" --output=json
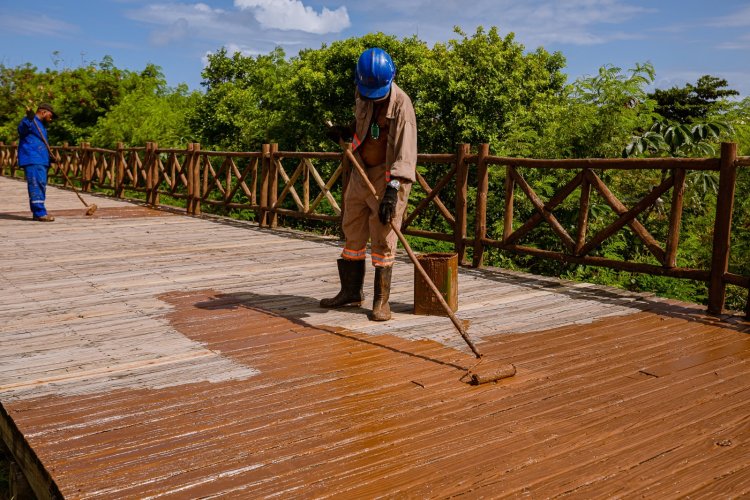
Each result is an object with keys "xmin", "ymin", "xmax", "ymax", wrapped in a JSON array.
[{"xmin": 1, "ymin": 176, "xmax": 750, "ymax": 498}]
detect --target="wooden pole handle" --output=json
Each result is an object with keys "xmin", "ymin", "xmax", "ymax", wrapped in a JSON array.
[
  {"xmin": 344, "ymin": 148, "xmax": 482, "ymax": 358},
  {"xmin": 32, "ymin": 119, "xmax": 90, "ymax": 208}
]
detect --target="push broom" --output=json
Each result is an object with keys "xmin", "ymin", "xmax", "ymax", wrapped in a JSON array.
[
  {"xmin": 342, "ymin": 145, "xmax": 516, "ymax": 385},
  {"xmin": 32, "ymin": 119, "xmax": 98, "ymax": 216}
]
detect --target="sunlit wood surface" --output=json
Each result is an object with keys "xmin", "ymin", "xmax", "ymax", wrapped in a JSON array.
[{"xmin": 2, "ymin": 176, "xmax": 749, "ymax": 498}]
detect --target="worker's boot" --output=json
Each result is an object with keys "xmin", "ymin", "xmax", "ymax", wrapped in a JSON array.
[
  {"xmin": 320, "ymin": 259, "xmax": 365, "ymax": 308},
  {"xmin": 369, "ymin": 266, "xmax": 392, "ymax": 321}
]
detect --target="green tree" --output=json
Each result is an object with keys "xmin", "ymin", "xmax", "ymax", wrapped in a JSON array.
[
  {"xmin": 548, "ymin": 63, "xmax": 658, "ymax": 158},
  {"xmin": 189, "ymin": 47, "xmax": 293, "ymax": 151},
  {"xmin": 649, "ymin": 75, "xmax": 739, "ymax": 124},
  {"xmin": 724, "ymin": 96, "xmax": 750, "ymax": 156},
  {"xmin": 191, "ymin": 27, "xmax": 568, "ymax": 156},
  {"xmin": 90, "ymin": 75, "xmax": 200, "ymax": 149},
  {"xmin": 0, "ymin": 63, "xmax": 38, "ymax": 142},
  {"xmin": 0, "ymin": 57, "xmax": 174, "ymax": 146},
  {"xmin": 286, "ymin": 32, "xmax": 430, "ymax": 152},
  {"xmin": 412, "ymin": 26, "xmax": 567, "ymax": 155}
]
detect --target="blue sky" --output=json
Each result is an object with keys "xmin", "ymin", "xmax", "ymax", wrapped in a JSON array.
[{"xmin": 1, "ymin": 0, "xmax": 750, "ymax": 97}]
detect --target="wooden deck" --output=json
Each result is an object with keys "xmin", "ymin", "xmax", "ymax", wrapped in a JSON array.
[{"xmin": 2, "ymin": 175, "xmax": 750, "ymax": 499}]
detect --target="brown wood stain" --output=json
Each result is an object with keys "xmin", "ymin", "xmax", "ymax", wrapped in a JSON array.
[
  {"xmin": 3, "ymin": 174, "xmax": 750, "ymax": 498},
  {"xmin": 4, "ymin": 288, "xmax": 750, "ymax": 498}
]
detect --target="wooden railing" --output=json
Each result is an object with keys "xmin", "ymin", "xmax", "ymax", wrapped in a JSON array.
[{"xmin": 1, "ymin": 141, "xmax": 748, "ymax": 316}]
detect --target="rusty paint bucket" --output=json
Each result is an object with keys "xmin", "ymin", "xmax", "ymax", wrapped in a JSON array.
[{"xmin": 414, "ymin": 252, "xmax": 458, "ymax": 316}]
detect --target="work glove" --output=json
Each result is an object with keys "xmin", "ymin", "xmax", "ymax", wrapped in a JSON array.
[
  {"xmin": 378, "ymin": 185, "xmax": 399, "ymax": 225},
  {"xmin": 25, "ymin": 108, "xmax": 35, "ymax": 120},
  {"xmin": 325, "ymin": 124, "xmax": 352, "ymax": 145}
]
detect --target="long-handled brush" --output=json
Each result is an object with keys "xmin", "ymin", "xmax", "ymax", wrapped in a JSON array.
[
  {"xmin": 342, "ymin": 146, "xmax": 516, "ymax": 385},
  {"xmin": 32, "ymin": 119, "xmax": 98, "ymax": 216}
]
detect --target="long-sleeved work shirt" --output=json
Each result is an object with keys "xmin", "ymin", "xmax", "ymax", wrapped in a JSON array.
[
  {"xmin": 353, "ymin": 82, "xmax": 417, "ymax": 183},
  {"xmin": 17, "ymin": 116, "xmax": 50, "ymax": 167}
]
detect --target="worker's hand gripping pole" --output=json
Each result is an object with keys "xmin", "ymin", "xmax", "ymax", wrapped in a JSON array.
[{"xmin": 344, "ymin": 147, "xmax": 483, "ymax": 359}]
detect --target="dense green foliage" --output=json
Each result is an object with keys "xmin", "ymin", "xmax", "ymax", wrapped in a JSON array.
[
  {"xmin": 1, "ymin": 27, "xmax": 748, "ymax": 310},
  {"xmin": 0, "ymin": 57, "xmax": 200, "ymax": 148},
  {"xmin": 649, "ymin": 75, "xmax": 739, "ymax": 124}
]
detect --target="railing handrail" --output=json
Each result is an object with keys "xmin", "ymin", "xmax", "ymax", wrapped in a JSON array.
[{"xmin": 1, "ymin": 140, "xmax": 747, "ymax": 316}]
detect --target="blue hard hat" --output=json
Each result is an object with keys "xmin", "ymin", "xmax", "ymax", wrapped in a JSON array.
[{"xmin": 356, "ymin": 48, "xmax": 396, "ymax": 99}]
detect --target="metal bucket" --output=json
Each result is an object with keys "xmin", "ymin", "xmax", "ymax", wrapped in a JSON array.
[{"xmin": 413, "ymin": 252, "xmax": 458, "ymax": 316}]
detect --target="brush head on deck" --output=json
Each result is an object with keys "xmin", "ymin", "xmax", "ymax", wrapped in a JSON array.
[
  {"xmin": 85, "ymin": 204, "xmax": 98, "ymax": 216},
  {"xmin": 465, "ymin": 361, "xmax": 516, "ymax": 385}
]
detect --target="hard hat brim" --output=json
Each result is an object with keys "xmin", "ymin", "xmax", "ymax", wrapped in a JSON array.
[{"xmin": 357, "ymin": 81, "xmax": 391, "ymax": 100}]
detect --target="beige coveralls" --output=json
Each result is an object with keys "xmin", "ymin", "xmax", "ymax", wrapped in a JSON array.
[{"xmin": 341, "ymin": 82, "xmax": 417, "ymax": 267}]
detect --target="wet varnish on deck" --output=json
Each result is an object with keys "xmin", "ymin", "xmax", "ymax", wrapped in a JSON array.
[{"xmin": 1, "ymin": 176, "xmax": 750, "ymax": 498}]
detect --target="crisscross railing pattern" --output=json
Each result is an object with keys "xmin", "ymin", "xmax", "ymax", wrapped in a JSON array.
[{"xmin": 1, "ymin": 140, "xmax": 747, "ymax": 316}]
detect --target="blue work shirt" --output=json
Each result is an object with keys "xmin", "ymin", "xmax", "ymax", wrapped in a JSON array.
[{"xmin": 17, "ymin": 116, "xmax": 50, "ymax": 167}]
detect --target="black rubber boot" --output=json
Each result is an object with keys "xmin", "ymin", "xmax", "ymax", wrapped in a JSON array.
[
  {"xmin": 320, "ymin": 259, "xmax": 365, "ymax": 308},
  {"xmin": 369, "ymin": 266, "xmax": 392, "ymax": 321}
]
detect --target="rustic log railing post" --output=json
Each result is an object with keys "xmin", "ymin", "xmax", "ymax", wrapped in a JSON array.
[
  {"xmin": 503, "ymin": 164, "xmax": 515, "ymax": 243},
  {"xmin": 575, "ymin": 170, "xmax": 591, "ymax": 255},
  {"xmin": 303, "ymin": 158, "xmax": 310, "ymax": 213},
  {"xmin": 664, "ymin": 167, "xmax": 687, "ymax": 268},
  {"xmin": 472, "ymin": 143, "xmax": 490, "ymax": 268},
  {"xmin": 88, "ymin": 142, "xmax": 96, "ymax": 190},
  {"xmin": 193, "ymin": 143, "xmax": 202, "ymax": 216},
  {"xmin": 1, "ymin": 141, "xmax": 9, "ymax": 177},
  {"xmin": 109, "ymin": 147, "xmax": 115, "ymax": 190},
  {"xmin": 341, "ymin": 141, "xmax": 352, "ymax": 222},
  {"xmin": 4, "ymin": 142, "xmax": 9, "ymax": 175},
  {"xmin": 708, "ymin": 142, "xmax": 738, "ymax": 314},
  {"xmin": 185, "ymin": 143, "xmax": 195, "ymax": 214},
  {"xmin": 224, "ymin": 152, "xmax": 232, "ymax": 208},
  {"xmin": 269, "ymin": 143, "xmax": 279, "ymax": 228},
  {"xmin": 12, "ymin": 141, "xmax": 18, "ymax": 178},
  {"xmin": 454, "ymin": 143, "xmax": 470, "ymax": 264},
  {"xmin": 145, "ymin": 142, "xmax": 153, "ymax": 204},
  {"xmin": 145, "ymin": 142, "xmax": 154, "ymax": 205},
  {"xmin": 59, "ymin": 142, "xmax": 70, "ymax": 187},
  {"xmin": 1, "ymin": 142, "xmax": 6, "ymax": 176},
  {"xmin": 78, "ymin": 142, "xmax": 85, "ymax": 189},
  {"xmin": 259, "ymin": 144, "xmax": 270, "ymax": 227},
  {"xmin": 81, "ymin": 143, "xmax": 91, "ymax": 192},
  {"xmin": 115, "ymin": 142, "xmax": 125, "ymax": 198},
  {"xmin": 4, "ymin": 142, "xmax": 9, "ymax": 176},
  {"xmin": 151, "ymin": 142, "xmax": 160, "ymax": 206},
  {"xmin": 8, "ymin": 142, "xmax": 13, "ymax": 176},
  {"xmin": 82, "ymin": 142, "xmax": 88, "ymax": 187}
]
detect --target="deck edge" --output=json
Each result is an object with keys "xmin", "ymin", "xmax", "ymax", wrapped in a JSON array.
[{"xmin": 0, "ymin": 402, "xmax": 63, "ymax": 499}]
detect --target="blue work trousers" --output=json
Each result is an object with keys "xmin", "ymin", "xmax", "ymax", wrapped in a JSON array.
[{"xmin": 23, "ymin": 164, "xmax": 49, "ymax": 218}]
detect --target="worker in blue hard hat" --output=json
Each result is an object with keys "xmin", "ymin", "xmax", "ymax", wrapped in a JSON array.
[{"xmin": 322, "ymin": 47, "xmax": 417, "ymax": 321}]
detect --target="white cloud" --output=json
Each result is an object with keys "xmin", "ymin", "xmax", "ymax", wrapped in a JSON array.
[
  {"xmin": 354, "ymin": 0, "xmax": 654, "ymax": 47},
  {"xmin": 126, "ymin": 2, "xmax": 256, "ymax": 42},
  {"xmin": 485, "ymin": 0, "xmax": 655, "ymax": 46},
  {"xmin": 0, "ymin": 12, "xmax": 78, "ymax": 37},
  {"xmin": 717, "ymin": 33, "xmax": 750, "ymax": 50},
  {"xmin": 710, "ymin": 5, "xmax": 750, "ymax": 28},
  {"xmin": 234, "ymin": 0, "xmax": 350, "ymax": 34},
  {"xmin": 150, "ymin": 17, "xmax": 190, "ymax": 45}
]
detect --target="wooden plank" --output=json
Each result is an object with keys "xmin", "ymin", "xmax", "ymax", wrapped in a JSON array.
[
  {"xmin": 1, "ymin": 175, "xmax": 749, "ymax": 498},
  {"xmin": 1, "ymin": 404, "xmax": 63, "ymax": 499}
]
